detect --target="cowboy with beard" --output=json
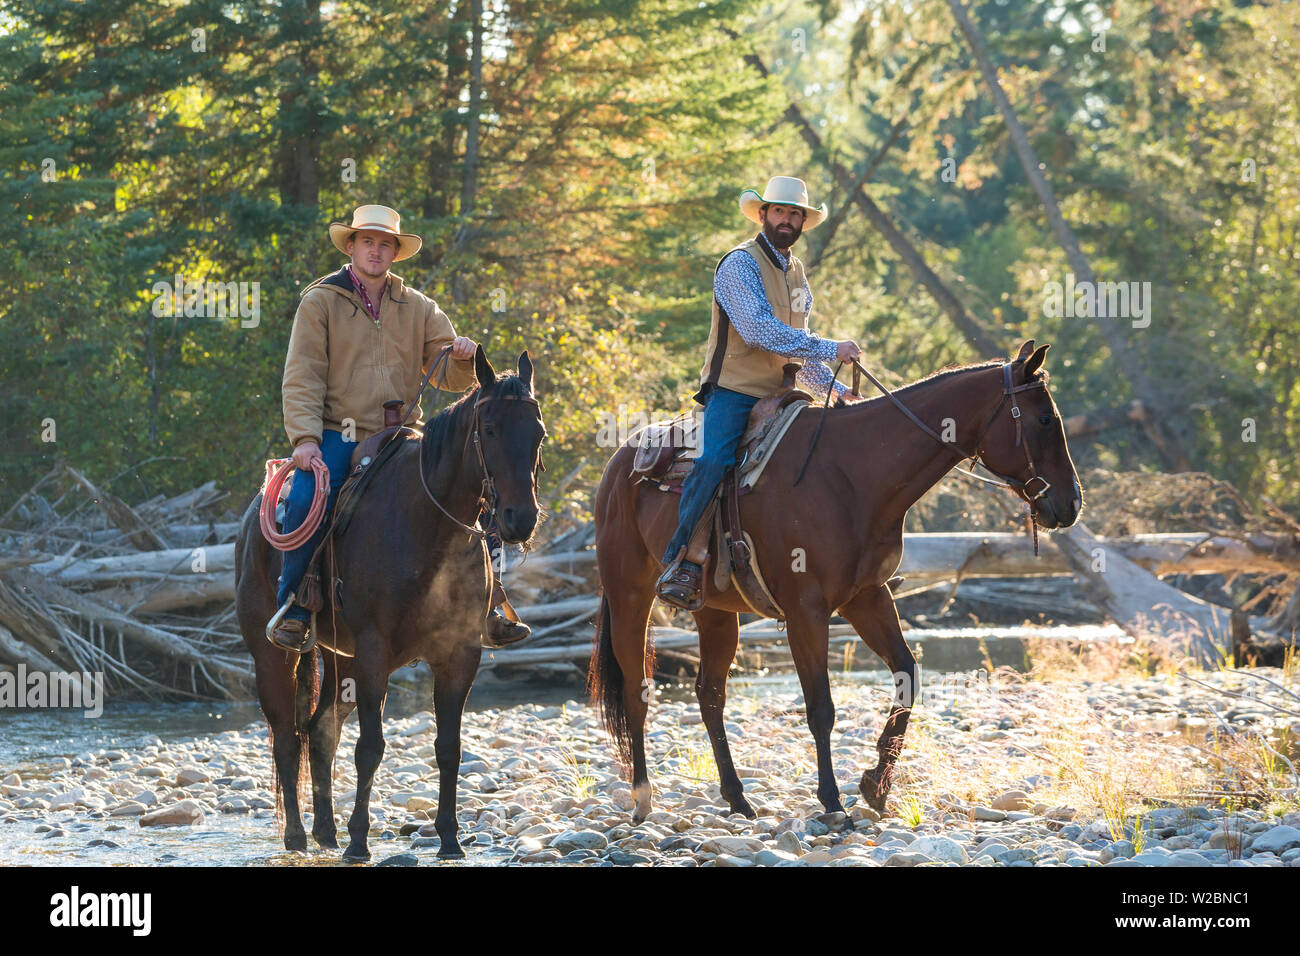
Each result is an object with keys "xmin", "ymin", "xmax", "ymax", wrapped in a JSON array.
[{"xmin": 656, "ymin": 177, "xmax": 863, "ymax": 610}]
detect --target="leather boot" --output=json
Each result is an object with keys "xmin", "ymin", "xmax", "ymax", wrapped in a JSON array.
[
  {"xmin": 481, "ymin": 581, "xmax": 530, "ymax": 648},
  {"xmin": 483, "ymin": 608, "xmax": 531, "ymax": 648},
  {"xmin": 655, "ymin": 546, "xmax": 703, "ymax": 611},
  {"xmin": 268, "ymin": 617, "xmax": 315, "ymax": 654}
]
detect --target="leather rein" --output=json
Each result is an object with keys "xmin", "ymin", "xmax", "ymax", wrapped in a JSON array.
[
  {"xmin": 799, "ymin": 357, "xmax": 1052, "ymax": 553},
  {"xmin": 401, "ymin": 347, "xmax": 542, "ymax": 540}
]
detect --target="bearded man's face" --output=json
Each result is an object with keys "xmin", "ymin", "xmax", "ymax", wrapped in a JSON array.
[{"xmin": 761, "ymin": 203, "xmax": 805, "ymax": 250}]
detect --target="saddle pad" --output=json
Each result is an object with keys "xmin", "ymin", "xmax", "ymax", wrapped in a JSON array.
[
  {"xmin": 631, "ymin": 416, "xmax": 700, "ymax": 474},
  {"xmin": 736, "ymin": 400, "xmax": 809, "ymax": 492}
]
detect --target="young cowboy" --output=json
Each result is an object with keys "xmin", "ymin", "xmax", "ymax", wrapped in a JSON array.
[
  {"xmin": 656, "ymin": 177, "xmax": 863, "ymax": 609},
  {"xmin": 271, "ymin": 204, "xmax": 530, "ymax": 652}
]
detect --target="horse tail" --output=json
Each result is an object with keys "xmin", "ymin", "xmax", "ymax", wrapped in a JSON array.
[
  {"xmin": 292, "ymin": 646, "xmax": 319, "ymax": 808},
  {"xmin": 587, "ymin": 591, "xmax": 632, "ymax": 769}
]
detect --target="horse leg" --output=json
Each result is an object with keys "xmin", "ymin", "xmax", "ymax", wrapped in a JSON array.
[
  {"xmin": 611, "ymin": 586, "xmax": 657, "ymax": 824},
  {"xmin": 307, "ymin": 652, "xmax": 355, "ymax": 850},
  {"xmin": 785, "ymin": 602, "xmax": 844, "ymax": 816},
  {"xmin": 692, "ymin": 606, "xmax": 753, "ymax": 818},
  {"xmin": 256, "ymin": 654, "xmax": 308, "ymax": 851},
  {"xmin": 343, "ymin": 641, "xmax": 390, "ymax": 862},
  {"xmin": 430, "ymin": 644, "xmax": 480, "ymax": 859},
  {"xmin": 837, "ymin": 585, "xmax": 917, "ymax": 815}
]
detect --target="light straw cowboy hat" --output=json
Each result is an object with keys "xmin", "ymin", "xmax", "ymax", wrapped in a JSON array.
[
  {"xmin": 328, "ymin": 204, "xmax": 423, "ymax": 261},
  {"xmin": 738, "ymin": 176, "xmax": 828, "ymax": 230}
]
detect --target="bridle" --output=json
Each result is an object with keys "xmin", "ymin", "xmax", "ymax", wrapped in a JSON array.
[
  {"xmin": 403, "ymin": 347, "xmax": 543, "ymax": 540},
  {"xmin": 798, "ymin": 357, "xmax": 1054, "ymax": 552}
]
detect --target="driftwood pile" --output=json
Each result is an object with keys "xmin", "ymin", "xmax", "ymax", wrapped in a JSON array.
[
  {"xmin": 1, "ymin": 465, "xmax": 251, "ymax": 699},
  {"xmin": 1, "ymin": 462, "xmax": 1298, "ymax": 700}
]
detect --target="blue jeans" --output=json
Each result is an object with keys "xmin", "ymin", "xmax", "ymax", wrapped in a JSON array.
[
  {"xmin": 274, "ymin": 429, "xmax": 506, "ymax": 620},
  {"xmin": 275, "ymin": 429, "xmax": 355, "ymax": 619},
  {"xmin": 662, "ymin": 386, "xmax": 758, "ymax": 563}
]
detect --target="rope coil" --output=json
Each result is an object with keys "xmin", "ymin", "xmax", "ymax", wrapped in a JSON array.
[{"xmin": 259, "ymin": 456, "xmax": 330, "ymax": 551}]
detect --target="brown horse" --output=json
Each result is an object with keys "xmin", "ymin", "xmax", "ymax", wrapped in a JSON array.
[
  {"xmin": 589, "ymin": 340, "xmax": 1081, "ymax": 824},
  {"xmin": 235, "ymin": 348, "xmax": 545, "ymax": 860}
]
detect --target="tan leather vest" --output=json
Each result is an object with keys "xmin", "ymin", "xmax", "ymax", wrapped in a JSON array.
[{"xmin": 698, "ymin": 236, "xmax": 811, "ymax": 401}]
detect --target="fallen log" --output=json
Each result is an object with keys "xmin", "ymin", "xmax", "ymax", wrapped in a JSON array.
[
  {"xmin": 0, "ymin": 622, "xmax": 66, "ymax": 673},
  {"xmin": 63, "ymin": 465, "xmax": 169, "ymax": 552},
  {"xmin": 11, "ymin": 570, "xmax": 253, "ymax": 691},
  {"xmin": 18, "ymin": 531, "xmax": 1290, "ymax": 617},
  {"xmin": 896, "ymin": 532, "xmax": 1300, "ymax": 579},
  {"xmin": 28, "ymin": 544, "xmax": 237, "ymax": 584},
  {"xmin": 1051, "ymin": 523, "xmax": 1282, "ymax": 666}
]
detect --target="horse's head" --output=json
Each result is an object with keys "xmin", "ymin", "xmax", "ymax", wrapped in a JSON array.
[
  {"xmin": 473, "ymin": 346, "xmax": 546, "ymax": 544},
  {"xmin": 977, "ymin": 340, "xmax": 1082, "ymax": 530}
]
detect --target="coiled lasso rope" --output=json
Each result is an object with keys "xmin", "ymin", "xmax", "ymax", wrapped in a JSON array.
[{"xmin": 258, "ymin": 456, "xmax": 330, "ymax": 551}]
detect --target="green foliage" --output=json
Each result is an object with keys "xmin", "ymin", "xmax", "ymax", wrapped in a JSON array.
[{"xmin": 2, "ymin": 0, "xmax": 1298, "ymax": 518}]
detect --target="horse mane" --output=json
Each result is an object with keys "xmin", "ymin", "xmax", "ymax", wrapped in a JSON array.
[
  {"xmin": 421, "ymin": 371, "xmax": 533, "ymax": 460},
  {"xmin": 854, "ymin": 357, "xmax": 1047, "ymax": 408}
]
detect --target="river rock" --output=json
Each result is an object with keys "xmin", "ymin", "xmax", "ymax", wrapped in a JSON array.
[
  {"xmin": 701, "ymin": 836, "xmax": 765, "ymax": 856},
  {"xmin": 139, "ymin": 800, "xmax": 204, "ymax": 827},
  {"xmin": 908, "ymin": 835, "xmax": 969, "ymax": 864},
  {"xmin": 174, "ymin": 766, "xmax": 211, "ymax": 787},
  {"xmin": 551, "ymin": 829, "xmax": 608, "ymax": 853},
  {"xmin": 1166, "ymin": 850, "xmax": 1212, "ymax": 867},
  {"xmin": 885, "ymin": 851, "xmax": 933, "ymax": 866},
  {"xmin": 1249, "ymin": 826, "xmax": 1300, "ymax": 854},
  {"xmin": 775, "ymin": 830, "xmax": 804, "ymax": 855}
]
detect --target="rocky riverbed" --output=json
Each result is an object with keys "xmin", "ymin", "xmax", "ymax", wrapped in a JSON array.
[{"xmin": 1, "ymin": 667, "xmax": 1297, "ymax": 866}]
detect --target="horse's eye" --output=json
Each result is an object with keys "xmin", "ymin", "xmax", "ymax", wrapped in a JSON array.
[{"xmin": 1039, "ymin": 415, "xmax": 1054, "ymax": 427}]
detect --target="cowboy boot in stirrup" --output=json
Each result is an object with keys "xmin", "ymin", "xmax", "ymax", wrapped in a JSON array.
[
  {"xmin": 482, "ymin": 582, "xmax": 530, "ymax": 648},
  {"xmin": 266, "ymin": 601, "xmax": 317, "ymax": 654},
  {"xmin": 656, "ymin": 546, "xmax": 704, "ymax": 611}
]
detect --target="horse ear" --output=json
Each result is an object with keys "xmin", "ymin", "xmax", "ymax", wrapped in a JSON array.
[
  {"xmin": 475, "ymin": 344, "xmax": 496, "ymax": 388},
  {"xmin": 517, "ymin": 350, "xmax": 534, "ymax": 394},
  {"xmin": 1024, "ymin": 343, "xmax": 1050, "ymax": 378},
  {"xmin": 1015, "ymin": 339, "xmax": 1036, "ymax": 363}
]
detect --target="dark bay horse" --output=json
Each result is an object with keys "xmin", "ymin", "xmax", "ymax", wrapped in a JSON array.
[
  {"xmin": 236, "ymin": 349, "xmax": 545, "ymax": 860},
  {"xmin": 589, "ymin": 340, "xmax": 1081, "ymax": 824}
]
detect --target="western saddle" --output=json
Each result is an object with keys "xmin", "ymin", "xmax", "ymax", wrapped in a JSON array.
[{"xmin": 632, "ymin": 364, "xmax": 813, "ymax": 621}]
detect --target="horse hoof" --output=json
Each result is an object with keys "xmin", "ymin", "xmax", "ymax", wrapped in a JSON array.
[
  {"xmin": 437, "ymin": 843, "xmax": 466, "ymax": 860},
  {"xmin": 285, "ymin": 833, "xmax": 308, "ymax": 852},
  {"xmin": 859, "ymin": 769, "xmax": 889, "ymax": 814},
  {"xmin": 342, "ymin": 843, "xmax": 370, "ymax": 863},
  {"xmin": 630, "ymin": 812, "xmax": 647, "ymax": 826},
  {"xmin": 314, "ymin": 833, "xmax": 339, "ymax": 850},
  {"xmin": 728, "ymin": 800, "xmax": 757, "ymax": 820}
]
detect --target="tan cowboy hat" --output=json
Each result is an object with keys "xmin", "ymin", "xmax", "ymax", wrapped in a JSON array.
[
  {"xmin": 328, "ymin": 204, "xmax": 423, "ymax": 261},
  {"xmin": 739, "ymin": 176, "xmax": 828, "ymax": 230}
]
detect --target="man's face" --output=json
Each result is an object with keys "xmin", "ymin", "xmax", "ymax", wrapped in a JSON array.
[
  {"xmin": 347, "ymin": 230, "xmax": 399, "ymax": 279},
  {"xmin": 761, "ymin": 203, "xmax": 805, "ymax": 250}
]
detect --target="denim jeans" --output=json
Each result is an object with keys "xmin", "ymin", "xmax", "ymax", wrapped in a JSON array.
[
  {"xmin": 662, "ymin": 386, "xmax": 759, "ymax": 563},
  {"xmin": 275, "ymin": 429, "xmax": 356, "ymax": 619},
  {"xmin": 274, "ymin": 429, "xmax": 505, "ymax": 620}
]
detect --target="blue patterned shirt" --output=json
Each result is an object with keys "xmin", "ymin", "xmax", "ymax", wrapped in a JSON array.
[{"xmin": 713, "ymin": 232, "xmax": 846, "ymax": 397}]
